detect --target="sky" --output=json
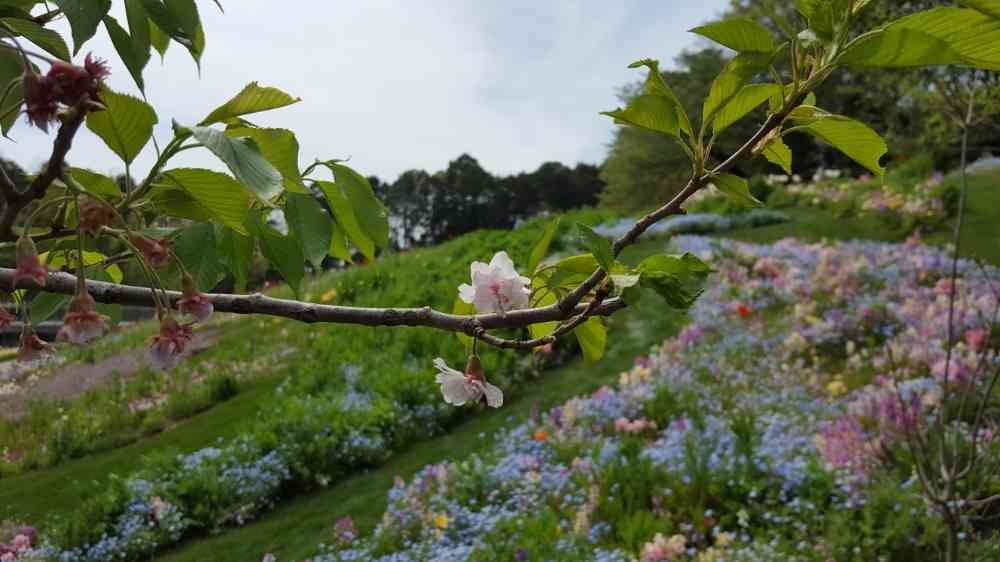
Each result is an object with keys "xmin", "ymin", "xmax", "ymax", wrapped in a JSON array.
[{"xmin": 2, "ymin": 0, "xmax": 730, "ymax": 182}]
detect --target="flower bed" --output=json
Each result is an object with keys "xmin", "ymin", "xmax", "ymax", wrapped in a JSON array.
[{"xmin": 310, "ymin": 234, "xmax": 999, "ymax": 561}]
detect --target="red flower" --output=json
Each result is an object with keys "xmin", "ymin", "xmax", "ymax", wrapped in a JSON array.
[
  {"xmin": 736, "ymin": 303, "xmax": 750, "ymax": 318},
  {"xmin": 13, "ymin": 236, "xmax": 47, "ymax": 288},
  {"xmin": 128, "ymin": 232, "xmax": 171, "ymax": 269},
  {"xmin": 176, "ymin": 274, "xmax": 213, "ymax": 323},
  {"xmin": 17, "ymin": 327, "xmax": 50, "ymax": 362},
  {"xmin": 148, "ymin": 316, "xmax": 194, "ymax": 371},
  {"xmin": 57, "ymin": 288, "xmax": 107, "ymax": 344},
  {"xmin": 23, "ymin": 69, "xmax": 57, "ymax": 132},
  {"xmin": 78, "ymin": 194, "xmax": 116, "ymax": 233},
  {"xmin": 23, "ymin": 52, "xmax": 110, "ymax": 131}
]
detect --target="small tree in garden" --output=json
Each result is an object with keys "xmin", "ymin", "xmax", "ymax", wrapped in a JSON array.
[{"xmin": 0, "ymin": 3, "xmax": 997, "ymax": 404}]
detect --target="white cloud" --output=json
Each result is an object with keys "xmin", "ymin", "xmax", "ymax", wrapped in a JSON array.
[{"xmin": 0, "ymin": 0, "xmax": 727, "ymax": 181}]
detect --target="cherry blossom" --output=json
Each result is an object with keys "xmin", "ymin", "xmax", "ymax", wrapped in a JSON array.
[
  {"xmin": 457, "ymin": 251, "xmax": 530, "ymax": 314},
  {"xmin": 57, "ymin": 288, "xmax": 107, "ymax": 344},
  {"xmin": 13, "ymin": 236, "xmax": 47, "ymax": 288},
  {"xmin": 128, "ymin": 232, "xmax": 171, "ymax": 269},
  {"xmin": 177, "ymin": 274, "xmax": 214, "ymax": 323},
  {"xmin": 433, "ymin": 355, "xmax": 503, "ymax": 408},
  {"xmin": 148, "ymin": 316, "xmax": 194, "ymax": 371},
  {"xmin": 78, "ymin": 194, "xmax": 116, "ymax": 233},
  {"xmin": 17, "ymin": 327, "xmax": 50, "ymax": 362}
]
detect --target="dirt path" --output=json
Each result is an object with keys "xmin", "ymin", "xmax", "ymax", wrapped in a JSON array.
[{"xmin": 0, "ymin": 326, "xmax": 222, "ymax": 422}]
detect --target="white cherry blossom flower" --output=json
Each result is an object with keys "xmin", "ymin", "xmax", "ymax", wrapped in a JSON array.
[
  {"xmin": 458, "ymin": 251, "xmax": 531, "ymax": 314},
  {"xmin": 433, "ymin": 357, "xmax": 503, "ymax": 408}
]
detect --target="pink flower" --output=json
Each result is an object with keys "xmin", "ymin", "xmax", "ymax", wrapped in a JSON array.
[
  {"xmin": 1, "ymin": 552, "xmax": 15, "ymax": 562},
  {"xmin": 641, "ymin": 533, "xmax": 687, "ymax": 561},
  {"xmin": 11, "ymin": 534, "xmax": 30, "ymax": 552},
  {"xmin": 150, "ymin": 496, "xmax": 168, "ymax": 523},
  {"xmin": 23, "ymin": 68, "xmax": 57, "ymax": 131},
  {"xmin": 13, "ymin": 236, "xmax": 46, "ymax": 288},
  {"xmin": 129, "ymin": 232, "xmax": 171, "ymax": 269},
  {"xmin": 457, "ymin": 251, "xmax": 531, "ymax": 314},
  {"xmin": 148, "ymin": 316, "xmax": 193, "ymax": 371},
  {"xmin": 177, "ymin": 274, "xmax": 213, "ymax": 323},
  {"xmin": 752, "ymin": 256, "xmax": 783, "ymax": 278},
  {"xmin": 78, "ymin": 194, "xmax": 116, "ymax": 233},
  {"xmin": 17, "ymin": 327, "xmax": 50, "ymax": 362},
  {"xmin": 57, "ymin": 288, "xmax": 107, "ymax": 344},
  {"xmin": 335, "ymin": 516, "xmax": 356, "ymax": 545},
  {"xmin": 433, "ymin": 355, "xmax": 503, "ymax": 408},
  {"xmin": 965, "ymin": 328, "xmax": 989, "ymax": 350},
  {"xmin": 0, "ymin": 307, "xmax": 15, "ymax": 330}
]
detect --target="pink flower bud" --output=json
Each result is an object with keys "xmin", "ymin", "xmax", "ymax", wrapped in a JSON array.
[
  {"xmin": 148, "ymin": 315, "xmax": 194, "ymax": 371},
  {"xmin": 17, "ymin": 327, "xmax": 50, "ymax": 362},
  {"xmin": 78, "ymin": 194, "xmax": 116, "ymax": 233},
  {"xmin": 13, "ymin": 236, "xmax": 47, "ymax": 288},
  {"xmin": 177, "ymin": 274, "xmax": 213, "ymax": 323},
  {"xmin": 57, "ymin": 288, "xmax": 107, "ymax": 344},
  {"xmin": 128, "ymin": 232, "xmax": 171, "ymax": 269}
]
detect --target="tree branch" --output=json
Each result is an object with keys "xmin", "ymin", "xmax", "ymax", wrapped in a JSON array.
[
  {"xmin": 0, "ymin": 267, "xmax": 626, "ymax": 341},
  {"xmin": 0, "ymin": 104, "xmax": 88, "ymax": 241}
]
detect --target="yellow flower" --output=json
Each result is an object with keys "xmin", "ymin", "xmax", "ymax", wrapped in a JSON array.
[
  {"xmin": 826, "ymin": 380, "xmax": 848, "ymax": 397},
  {"xmin": 321, "ymin": 289, "xmax": 337, "ymax": 303},
  {"xmin": 434, "ymin": 514, "xmax": 449, "ymax": 529}
]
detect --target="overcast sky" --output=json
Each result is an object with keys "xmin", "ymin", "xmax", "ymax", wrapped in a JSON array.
[{"xmin": 2, "ymin": 0, "xmax": 729, "ymax": 182}]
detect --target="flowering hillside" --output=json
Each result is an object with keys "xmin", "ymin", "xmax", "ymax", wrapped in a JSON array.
[{"xmin": 309, "ymin": 234, "xmax": 999, "ymax": 562}]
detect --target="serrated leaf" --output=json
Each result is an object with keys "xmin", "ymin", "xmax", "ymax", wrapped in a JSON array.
[
  {"xmin": 215, "ymin": 225, "xmax": 253, "ymax": 291},
  {"xmin": 173, "ymin": 222, "xmax": 225, "ymax": 291},
  {"xmin": 636, "ymin": 253, "xmax": 712, "ymax": 309},
  {"xmin": 713, "ymin": 83, "xmax": 781, "ymax": 134},
  {"xmin": 157, "ymin": 168, "xmax": 250, "ymax": 233},
  {"xmin": 226, "ymin": 127, "xmax": 305, "ymax": 192},
  {"xmin": 0, "ymin": 17, "xmax": 70, "ymax": 60},
  {"xmin": 761, "ymin": 138, "xmax": 793, "ymax": 174},
  {"xmin": 325, "ymin": 162, "xmax": 390, "ymax": 250},
  {"xmin": 628, "ymin": 58, "xmax": 693, "ymax": 136},
  {"xmin": 576, "ymin": 223, "xmax": 613, "ymax": 274},
  {"xmin": 603, "ymin": 58, "xmax": 691, "ymax": 139},
  {"xmin": 103, "ymin": 15, "xmax": 147, "ymax": 93},
  {"xmin": 315, "ymin": 180, "xmax": 374, "ymax": 261},
  {"xmin": 838, "ymin": 8, "xmax": 1000, "ymax": 70},
  {"xmin": 140, "ymin": 0, "xmax": 202, "ymax": 64},
  {"xmin": 574, "ymin": 317, "xmax": 607, "ymax": 363},
  {"xmin": 85, "ymin": 86, "xmax": 157, "ymax": 164},
  {"xmin": 690, "ymin": 18, "xmax": 775, "ymax": 53},
  {"xmin": 200, "ymin": 82, "xmax": 301, "ymax": 126},
  {"xmin": 285, "ymin": 192, "xmax": 332, "ymax": 270},
  {"xmin": 0, "ymin": 49, "xmax": 24, "ymax": 136},
  {"xmin": 52, "ymin": 0, "xmax": 111, "ymax": 54},
  {"xmin": 703, "ymin": 52, "xmax": 773, "ymax": 127},
  {"xmin": 187, "ymin": 125, "xmax": 283, "ymax": 201},
  {"xmin": 253, "ymin": 210, "xmax": 304, "ymax": 297},
  {"xmin": 527, "ymin": 217, "xmax": 560, "ymax": 275},
  {"xmin": 795, "ymin": 0, "xmax": 841, "ymax": 40},
  {"xmin": 711, "ymin": 173, "xmax": 762, "ymax": 208},
  {"xmin": 789, "ymin": 109, "xmax": 887, "ymax": 177},
  {"xmin": 69, "ymin": 168, "xmax": 123, "ymax": 201}
]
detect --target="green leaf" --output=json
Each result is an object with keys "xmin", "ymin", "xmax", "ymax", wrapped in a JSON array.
[
  {"xmin": 528, "ymin": 281, "xmax": 559, "ymax": 341},
  {"xmin": 140, "ymin": 0, "xmax": 202, "ymax": 64},
  {"xmin": 713, "ymin": 83, "xmax": 781, "ymax": 134},
  {"xmin": 329, "ymin": 221, "xmax": 351, "ymax": 262},
  {"xmin": 315, "ymin": 180, "xmax": 374, "ymax": 261},
  {"xmin": 795, "ymin": 0, "xmax": 843, "ymax": 40},
  {"xmin": 636, "ymin": 253, "xmax": 712, "ymax": 309},
  {"xmin": 157, "ymin": 168, "xmax": 250, "ymax": 233},
  {"xmin": 69, "ymin": 168, "xmax": 123, "ymax": 201},
  {"xmin": 0, "ymin": 49, "xmax": 25, "ymax": 136},
  {"xmin": 199, "ymin": 82, "xmax": 301, "ymax": 126},
  {"xmin": 284, "ymin": 192, "xmax": 333, "ymax": 270},
  {"xmin": 703, "ymin": 52, "xmax": 773, "ymax": 126},
  {"xmin": 838, "ymin": 8, "xmax": 1000, "ymax": 70},
  {"xmin": 226, "ymin": 127, "xmax": 305, "ymax": 192},
  {"xmin": 325, "ymin": 163, "xmax": 390, "ymax": 250},
  {"xmin": 610, "ymin": 271, "xmax": 642, "ymax": 306},
  {"xmin": 574, "ymin": 317, "xmax": 607, "ymax": 363},
  {"xmin": 215, "ymin": 225, "xmax": 253, "ymax": 291},
  {"xmin": 148, "ymin": 17, "xmax": 169, "ymax": 58},
  {"xmin": 452, "ymin": 298, "xmax": 475, "ymax": 352},
  {"xmin": 85, "ymin": 86, "xmax": 158, "ymax": 164},
  {"xmin": 187, "ymin": 125, "xmax": 284, "ymax": 201},
  {"xmin": 789, "ymin": 108, "xmax": 887, "ymax": 177},
  {"xmin": 0, "ymin": 17, "xmax": 70, "ymax": 60},
  {"xmin": 30, "ymin": 292, "xmax": 69, "ymax": 323},
  {"xmin": 51, "ymin": 0, "xmax": 111, "ymax": 54},
  {"xmin": 40, "ymin": 249, "xmax": 123, "ymax": 283},
  {"xmin": 960, "ymin": 0, "xmax": 1000, "ymax": 19},
  {"xmin": 690, "ymin": 18, "xmax": 775, "ymax": 53},
  {"xmin": 711, "ymin": 173, "xmax": 762, "ymax": 208},
  {"xmin": 526, "ymin": 217, "xmax": 560, "ymax": 275},
  {"xmin": 103, "ymin": 15, "xmax": 148, "ymax": 93},
  {"xmin": 576, "ymin": 223, "xmax": 613, "ymax": 274},
  {"xmin": 173, "ymin": 223, "xmax": 225, "ymax": 291},
  {"xmin": 761, "ymin": 137, "xmax": 793, "ymax": 174},
  {"xmin": 125, "ymin": 0, "xmax": 152, "ymax": 63},
  {"xmin": 602, "ymin": 58, "xmax": 692, "ymax": 139},
  {"xmin": 253, "ymin": 211, "xmax": 304, "ymax": 297}
]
